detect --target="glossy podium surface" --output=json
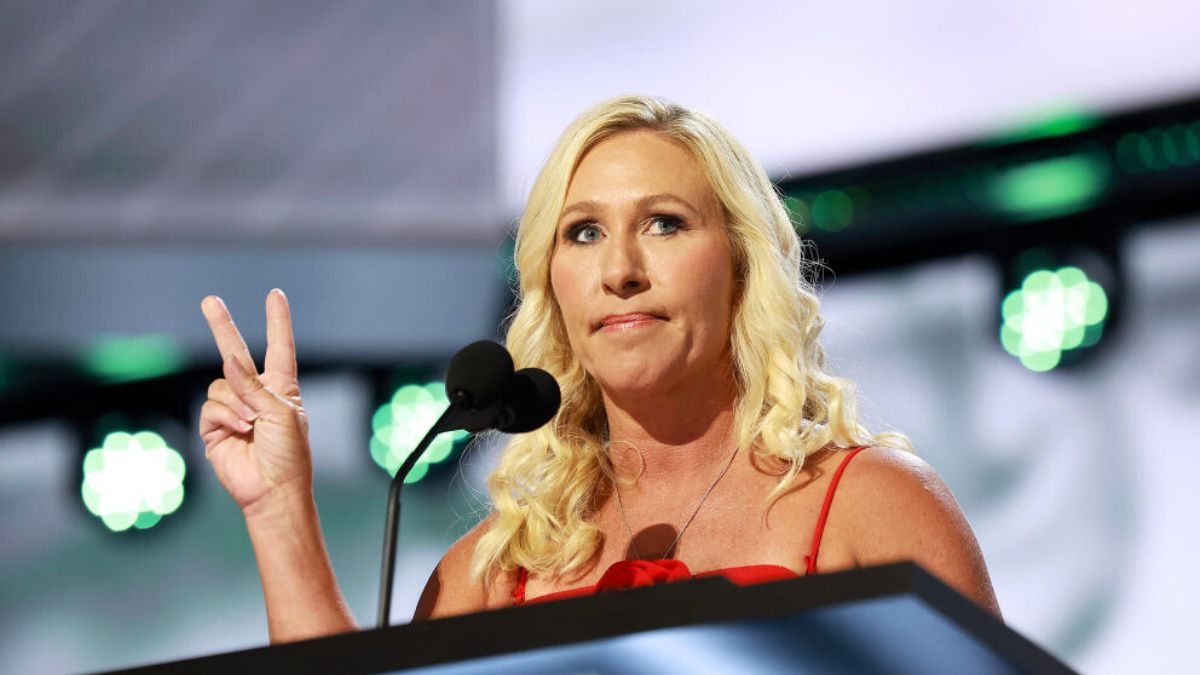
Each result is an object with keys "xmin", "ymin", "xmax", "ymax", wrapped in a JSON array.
[{"xmin": 113, "ymin": 562, "xmax": 1074, "ymax": 674}]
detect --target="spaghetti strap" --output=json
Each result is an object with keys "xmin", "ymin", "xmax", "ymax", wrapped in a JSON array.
[
  {"xmin": 512, "ymin": 566, "xmax": 528, "ymax": 605},
  {"xmin": 804, "ymin": 447, "xmax": 867, "ymax": 575}
]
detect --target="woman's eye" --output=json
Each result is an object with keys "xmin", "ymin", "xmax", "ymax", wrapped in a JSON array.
[
  {"xmin": 646, "ymin": 214, "xmax": 683, "ymax": 235},
  {"xmin": 566, "ymin": 222, "xmax": 601, "ymax": 244}
]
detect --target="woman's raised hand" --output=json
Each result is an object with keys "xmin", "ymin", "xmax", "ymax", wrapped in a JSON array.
[
  {"xmin": 200, "ymin": 290, "xmax": 358, "ymax": 639},
  {"xmin": 200, "ymin": 289, "xmax": 312, "ymax": 513}
]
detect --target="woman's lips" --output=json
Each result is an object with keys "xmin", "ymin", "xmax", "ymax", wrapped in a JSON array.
[{"xmin": 596, "ymin": 313, "xmax": 664, "ymax": 333}]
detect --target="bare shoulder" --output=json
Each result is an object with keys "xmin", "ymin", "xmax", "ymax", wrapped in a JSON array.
[
  {"xmin": 835, "ymin": 446, "xmax": 1002, "ymax": 617},
  {"xmin": 837, "ymin": 446, "xmax": 953, "ymax": 510},
  {"xmin": 412, "ymin": 513, "xmax": 508, "ymax": 621}
]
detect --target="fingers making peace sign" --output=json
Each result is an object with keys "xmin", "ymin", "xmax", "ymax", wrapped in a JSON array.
[{"xmin": 200, "ymin": 289, "xmax": 313, "ymax": 512}]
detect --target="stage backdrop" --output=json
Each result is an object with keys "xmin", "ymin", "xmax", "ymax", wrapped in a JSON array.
[{"xmin": 2, "ymin": 1, "xmax": 1199, "ymax": 673}]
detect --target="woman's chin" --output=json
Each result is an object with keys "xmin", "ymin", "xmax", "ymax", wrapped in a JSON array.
[
  {"xmin": 593, "ymin": 369, "xmax": 674, "ymax": 401},
  {"xmin": 586, "ymin": 349, "xmax": 716, "ymax": 402}
]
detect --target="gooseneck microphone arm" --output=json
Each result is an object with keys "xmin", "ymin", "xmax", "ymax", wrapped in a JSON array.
[
  {"xmin": 376, "ymin": 340, "xmax": 514, "ymax": 629},
  {"xmin": 374, "ymin": 341, "xmax": 560, "ymax": 629},
  {"xmin": 376, "ymin": 407, "xmax": 454, "ymax": 629}
]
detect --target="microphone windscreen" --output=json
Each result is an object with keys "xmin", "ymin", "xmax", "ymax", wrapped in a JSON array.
[
  {"xmin": 445, "ymin": 341, "xmax": 514, "ymax": 409},
  {"xmin": 498, "ymin": 368, "xmax": 561, "ymax": 433}
]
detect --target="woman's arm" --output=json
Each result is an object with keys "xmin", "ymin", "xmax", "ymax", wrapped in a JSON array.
[
  {"xmin": 200, "ymin": 292, "xmax": 358, "ymax": 641},
  {"xmin": 242, "ymin": 485, "xmax": 358, "ymax": 642},
  {"xmin": 838, "ymin": 447, "xmax": 1002, "ymax": 617}
]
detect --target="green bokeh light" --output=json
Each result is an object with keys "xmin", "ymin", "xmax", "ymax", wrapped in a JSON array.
[
  {"xmin": 83, "ymin": 334, "xmax": 185, "ymax": 384},
  {"xmin": 81, "ymin": 431, "xmax": 186, "ymax": 531},
  {"xmin": 1137, "ymin": 133, "xmax": 1162, "ymax": 170},
  {"xmin": 1000, "ymin": 266, "xmax": 1109, "ymax": 372},
  {"xmin": 370, "ymin": 382, "xmax": 468, "ymax": 483},
  {"xmin": 987, "ymin": 154, "xmax": 1109, "ymax": 220},
  {"xmin": 1116, "ymin": 133, "xmax": 1147, "ymax": 174},
  {"xmin": 810, "ymin": 189, "xmax": 854, "ymax": 232},
  {"xmin": 1167, "ymin": 123, "xmax": 1199, "ymax": 165},
  {"xmin": 1116, "ymin": 124, "xmax": 1200, "ymax": 175},
  {"xmin": 987, "ymin": 106, "xmax": 1098, "ymax": 145},
  {"xmin": 1159, "ymin": 128, "xmax": 1181, "ymax": 166}
]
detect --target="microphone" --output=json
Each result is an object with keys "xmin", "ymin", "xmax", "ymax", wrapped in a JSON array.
[
  {"xmin": 447, "ymin": 366, "xmax": 562, "ymax": 434},
  {"xmin": 445, "ymin": 340, "xmax": 513, "ymax": 411},
  {"xmin": 498, "ymin": 367, "xmax": 561, "ymax": 433},
  {"xmin": 376, "ymin": 342, "xmax": 561, "ymax": 628}
]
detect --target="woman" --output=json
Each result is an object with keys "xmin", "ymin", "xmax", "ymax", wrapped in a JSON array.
[{"xmin": 199, "ymin": 95, "xmax": 1000, "ymax": 643}]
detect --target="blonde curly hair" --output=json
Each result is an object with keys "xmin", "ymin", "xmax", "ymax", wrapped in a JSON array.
[{"xmin": 471, "ymin": 95, "xmax": 910, "ymax": 580}]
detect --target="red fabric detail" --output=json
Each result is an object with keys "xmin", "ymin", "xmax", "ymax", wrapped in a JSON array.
[
  {"xmin": 805, "ymin": 447, "xmax": 866, "ymax": 574},
  {"xmin": 694, "ymin": 564, "xmax": 798, "ymax": 586},
  {"xmin": 595, "ymin": 558, "xmax": 693, "ymax": 591}
]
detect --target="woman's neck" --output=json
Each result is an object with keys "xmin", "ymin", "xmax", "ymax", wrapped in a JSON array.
[{"xmin": 601, "ymin": 364, "xmax": 739, "ymax": 488}]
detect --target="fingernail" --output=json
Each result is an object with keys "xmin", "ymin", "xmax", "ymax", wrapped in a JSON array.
[
  {"xmin": 240, "ymin": 404, "xmax": 256, "ymax": 420},
  {"xmin": 271, "ymin": 288, "xmax": 285, "ymax": 298},
  {"xmin": 238, "ymin": 419, "xmax": 253, "ymax": 433}
]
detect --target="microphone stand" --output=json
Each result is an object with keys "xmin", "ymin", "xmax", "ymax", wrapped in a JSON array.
[
  {"xmin": 376, "ymin": 407, "xmax": 455, "ymax": 629},
  {"xmin": 373, "ymin": 367, "xmax": 556, "ymax": 628}
]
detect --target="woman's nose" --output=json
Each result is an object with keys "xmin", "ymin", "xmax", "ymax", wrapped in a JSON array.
[{"xmin": 600, "ymin": 235, "xmax": 649, "ymax": 297}]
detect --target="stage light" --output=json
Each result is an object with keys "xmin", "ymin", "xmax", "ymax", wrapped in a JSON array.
[
  {"xmin": 986, "ymin": 106, "xmax": 1099, "ymax": 145},
  {"xmin": 82, "ymin": 334, "xmax": 185, "ymax": 384},
  {"xmin": 1167, "ymin": 122, "xmax": 1200, "ymax": 165},
  {"xmin": 1157, "ymin": 128, "xmax": 1181, "ymax": 166},
  {"xmin": 1000, "ymin": 265, "xmax": 1109, "ymax": 372},
  {"xmin": 1116, "ymin": 123, "xmax": 1200, "ymax": 175},
  {"xmin": 80, "ymin": 430, "xmax": 186, "ymax": 532},
  {"xmin": 986, "ymin": 152, "xmax": 1110, "ymax": 220},
  {"xmin": 369, "ymin": 382, "xmax": 468, "ymax": 483},
  {"xmin": 810, "ymin": 189, "xmax": 855, "ymax": 232},
  {"xmin": 1116, "ymin": 132, "xmax": 1150, "ymax": 174}
]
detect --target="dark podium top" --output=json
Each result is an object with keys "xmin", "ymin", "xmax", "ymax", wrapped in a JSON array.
[{"xmin": 111, "ymin": 562, "xmax": 1075, "ymax": 674}]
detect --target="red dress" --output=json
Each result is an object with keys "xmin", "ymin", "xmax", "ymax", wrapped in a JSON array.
[{"xmin": 512, "ymin": 447, "xmax": 866, "ymax": 605}]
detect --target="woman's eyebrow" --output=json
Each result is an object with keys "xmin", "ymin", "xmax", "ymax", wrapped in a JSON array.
[
  {"xmin": 559, "ymin": 199, "xmax": 600, "ymax": 221},
  {"xmin": 558, "ymin": 193, "xmax": 701, "ymax": 221},
  {"xmin": 641, "ymin": 193, "xmax": 701, "ymax": 216}
]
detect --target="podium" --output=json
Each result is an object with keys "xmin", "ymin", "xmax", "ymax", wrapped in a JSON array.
[{"xmin": 113, "ymin": 562, "xmax": 1075, "ymax": 674}]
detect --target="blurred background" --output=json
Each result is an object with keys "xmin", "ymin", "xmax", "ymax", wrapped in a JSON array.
[{"xmin": 1, "ymin": 1, "xmax": 1198, "ymax": 672}]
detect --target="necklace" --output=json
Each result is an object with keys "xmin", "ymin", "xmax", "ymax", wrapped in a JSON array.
[{"xmin": 610, "ymin": 443, "xmax": 740, "ymax": 560}]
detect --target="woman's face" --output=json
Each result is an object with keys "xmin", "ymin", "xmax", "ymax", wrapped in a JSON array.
[{"xmin": 550, "ymin": 130, "xmax": 736, "ymax": 399}]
